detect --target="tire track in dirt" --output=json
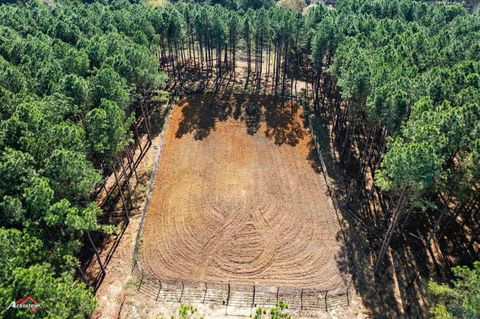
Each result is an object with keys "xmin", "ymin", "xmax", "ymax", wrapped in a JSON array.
[{"xmin": 140, "ymin": 94, "xmax": 346, "ymax": 290}]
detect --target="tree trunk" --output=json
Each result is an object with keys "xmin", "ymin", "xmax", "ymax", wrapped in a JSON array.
[
  {"xmin": 375, "ymin": 187, "xmax": 408, "ymax": 273},
  {"xmin": 113, "ymin": 161, "xmax": 129, "ymax": 222},
  {"xmin": 88, "ymin": 230, "xmax": 106, "ymax": 274},
  {"xmin": 282, "ymin": 42, "xmax": 288, "ymax": 96}
]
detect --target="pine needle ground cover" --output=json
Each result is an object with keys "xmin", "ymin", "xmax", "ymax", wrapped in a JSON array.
[{"xmin": 140, "ymin": 93, "xmax": 346, "ymax": 290}]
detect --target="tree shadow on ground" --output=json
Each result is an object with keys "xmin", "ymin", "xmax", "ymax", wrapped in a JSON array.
[
  {"xmin": 306, "ymin": 140, "xmax": 322, "ymax": 174},
  {"xmin": 175, "ymin": 93, "xmax": 305, "ymax": 146},
  {"xmin": 307, "ymin": 109, "xmax": 433, "ymax": 318},
  {"xmin": 308, "ymin": 107, "xmax": 440, "ymax": 318},
  {"xmin": 175, "ymin": 94, "xmax": 230, "ymax": 140},
  {"xmin": 244, "ymin": 99, "xmax": 261, "ymax": 135},
  {"xmin": 263, "ymin": 98, "xmax": 304, "ymax": 146}
]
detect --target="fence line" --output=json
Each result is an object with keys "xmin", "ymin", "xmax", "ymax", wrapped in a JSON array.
[
  {"xmin": 131, "ymin": 257, "xmax": 350, "ymax": 312},
  {"xmin": 132, "ymin": 104, "xmax": 174, "ymax": 263},
  {"xmin": 298, "ymin": 98, "xmax": 356, "ymax": 282}
]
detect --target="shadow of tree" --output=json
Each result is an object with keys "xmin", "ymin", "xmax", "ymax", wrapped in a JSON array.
[
  {"xmin": 234, "ymin": 94, "xmax": 246, "ymax": 121},
  {"xmin": 175, "ymin": 94, "xmax": 229, "ymax": 140},
  {"xmin": 308, "ymin": 107, "xmax": 433, "ymax": 318},
  {"xmin": 307, "ymin": 140, "xmax": 322, "ymax": 174},
  {"xmin": 175, "ymin": 93, "xmax": 304, "ymax": 147},
  {"xmin": 245, "ymin": 99, "xmax": 261, "ymax": 135},
  {"xmin": 263, "ymin": 98, "xmax": 304, "ymax": 146}
]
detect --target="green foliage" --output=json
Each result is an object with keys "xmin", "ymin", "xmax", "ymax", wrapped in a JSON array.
[
  {"xmin": 91, "ymin": 66, "xmax": 130, "ymax": 109},
  {"xmin": 156, "ymin": 304, "xmax": 203, "ymax": 319},
  {"xmin": 376, "ymin": 139, "xmax": 442, "ymax": 193},
  {"xmin": 0, "ymin": 0, "xmax": 478, "ymax": 318},
  {"xmin": 23, "ymin": 177, "xmax": 53, "ymax": 220},
  {"xmin": 0, "ymin": 228, "xmax": 96, "ymax": 319},
  {"xmin": 178, "ymin": 305, "xmax": 198, "ymax": 319},
  {"xmin": 44, "ymin": 149, "xmax": 101, "ymax": 201},
  {"xmin": 0, "ymin": 196, "xmax": 25, "ymax": 226},
  {"xmin": 61, "ymin": 74, "xmax": 90, "ymax": 113},
  {"xmin": 0, "ymin": 1, "xmax": 167, "ymax": 317},
  {"xmin": 0, "ymin": 57, "xmax": 26, "ymax": 93},
  {"xmin": 152, "ymin": 89, "xmax": 171, "ymax": 104},
  {"xmin": 428, "ymin": 262, "xmax": 480, "ymax": 319},
  {"xmin": 253, "ymin": 300, "xmax": 291, "ymax": 319},
  {"xmin": 0, "ymin": 148, "xmax": 37, "ymax": 196},
  {"xmin": 321, "ymin": 1, "xmax": 480, "ymax": 204},
  {"xmin": 3, "ymin": 264, "xmax": 96, "ymax": 319},
  {"xmin": 85, "ymin": 99, "xmax": 132, "ymax": 162},
  {"xmin": 0, "ymin": 228, "xmax": 44, "ymax": 281},
  {"xmin": 240, "ymin": 0, "xmax": 274, "ymax": 10}
]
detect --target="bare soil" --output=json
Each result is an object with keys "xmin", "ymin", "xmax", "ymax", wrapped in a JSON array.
[{"xmin": 139, "ymin": 93, "xmax": 346, "ymax": 290}]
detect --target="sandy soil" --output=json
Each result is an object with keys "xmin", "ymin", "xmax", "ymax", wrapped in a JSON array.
[
  {"xmin": 139, "ymin": 93, "xmax": 346, "ymax": 290},
  {"xmin": 118, "ymin": 293, "xmax": 368, "ymax": 319}
]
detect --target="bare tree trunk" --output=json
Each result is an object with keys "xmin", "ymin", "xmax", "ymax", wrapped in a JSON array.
[
  {"xmin": 88, "ymin": 230, "xmax": 106, "ymax": 274},
  {"xmin": 425, "ymin": 194, "xmax": 454, "ymax": 256},
  {"xmin": 119, "ymin": 154, "xmax": 134, "ymax": 210},
  {"xmin": 113, "ymin": 161, "xmax": 129, "ymax": 222},
  {"xmin": 281, "ymin": 43, "xmax": 288, "ymax": 96},
  {"xmin": 375, "ymin": 187, "xmax": 408, "ymax": 273},
  {"xmin": 266, "ymin": 41, "xmax": 271, "ymax": 89}
]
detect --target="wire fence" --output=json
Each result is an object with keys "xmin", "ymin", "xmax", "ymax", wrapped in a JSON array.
[
  {"xmin": 298, "ymin": 97, "xmax": 357, "ymax": 278},
  {"xmin": 131, "ymin": 257, "xmax": 350, "ymax": 312},
  {"xmin": 132, "ymin": 104, "xmax": 174, "ymax": 263},
  {"xmin": 299, "ymin": 99, "xmax": 345, "ymax": 230}
]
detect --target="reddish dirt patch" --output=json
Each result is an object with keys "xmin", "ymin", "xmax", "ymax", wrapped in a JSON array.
[{"xmin": 140, "ymin": 93, "xmax": 345, "ymax": 290}]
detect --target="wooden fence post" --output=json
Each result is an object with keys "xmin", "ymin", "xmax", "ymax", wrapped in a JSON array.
[
  {"xmin": 87, "ymin": 230, "xmax": 106, "ymax": 275},
  {"xmin": 346, "ymin": 286, "xmax": 349, "ymax": 306},
  {"xmin": 112, "ymin": 161, "xmax": 129, "ymax": 222},
  {"xmin": 77, "ymin": 265, "xmax": 88, "ymax": 284},
  {"xmin": 131, "ymin": 257, "xmax": 136, "ymax": 275}
]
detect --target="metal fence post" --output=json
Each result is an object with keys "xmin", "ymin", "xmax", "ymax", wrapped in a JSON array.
[
  {"xmin": 156, "ymin": 279, "xmax": 162, "ymax": 301},
  {"xmin": 137, "ymin": 270, "xmax": 144, "ymax": 291},
  {"xmin": 300, "ymin": 289, "xmax": 303, "ymax": 310},
  {"xmin": 226, "ymin": 283, "xmax": 231, "ymax": 306},
  {"xmin": 203, "ymin": 282, "xmax": 208, "ymax": 304},
  {"xmin": 179, "ymin": 281, "xmax": 185, "ymax": 303},
  {"xmin": 252, "ymin": 284, "xmax": 256, "ymax": 307},
  {"xmin": 324, "ymin": 291, "xmax": 328, "ymax": 311}
]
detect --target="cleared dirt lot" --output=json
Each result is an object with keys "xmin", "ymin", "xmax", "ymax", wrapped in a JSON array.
[{"xmin": 140, "ymin": 93, "xmax": 345, "ymax": 290}]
